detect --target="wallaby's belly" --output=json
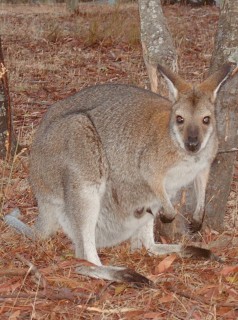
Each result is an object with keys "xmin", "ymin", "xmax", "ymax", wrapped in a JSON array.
[
  {"xmin": 94, "ymin": 178, "xmax": 163, "ymax": 248},
  {"xmin": 95, "ymin": 205, "xmax": 153, "ymax": 248}
]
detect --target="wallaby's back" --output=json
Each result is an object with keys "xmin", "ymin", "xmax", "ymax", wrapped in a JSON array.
[
  {"xmin": 35, "ymin": 84, "xmax": 171, "ymax": 133},
  {"xmin": 30, "ymin": 84, "xmax": 176, "ymax": 200}
]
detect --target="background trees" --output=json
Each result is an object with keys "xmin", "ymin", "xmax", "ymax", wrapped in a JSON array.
[
  {"xmin": 0, "ymin": 38, "xmax": 8, "ymax": 158},
  {"xmin": 0, "ymin": 37, "xmax": 17, "ymax": 159},
  {"xmin": 205, "ymin": 0, "xmax": 238, "ymax": 230},
  {"xmin": 139, "ymin": 0, "xmax": 177, "ymax": 93}
]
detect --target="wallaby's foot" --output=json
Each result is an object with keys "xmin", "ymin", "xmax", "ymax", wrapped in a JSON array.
[
  {"xmin": 145, "ymin": 243, "xmax": 221, "ymax": 262},
  {"xmin": 159, "ymin": 213, "xmax": 175, "ymax": 224},
  {"xmin": 182, "ymin": 246, "xmax": 221, "ymax": 262},
  {"xmin": 187, "ymin": 219, "xmax": 203, "ymax": 234},
  {"xmin": 76, "ymin": 265, "xmax": 153, "ymax": 287}
]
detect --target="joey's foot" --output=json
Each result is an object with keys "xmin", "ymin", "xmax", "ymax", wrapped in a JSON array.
[
  {"xmin": 159, "ymin": 214, "xmax": 175, "ymax": 224},
  {"xmin": 188, "ymin": 219, "xmax": 203, "ymax": 233}
]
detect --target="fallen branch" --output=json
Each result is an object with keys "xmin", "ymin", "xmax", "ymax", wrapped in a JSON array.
[
  {"xmin": 77, "ymin": 305, "xmax": 141, "ymax": 314},
  {"xmin": 169, "ymin": 286, "xmax": 238, "ymax": 309},
  {"xmin": 231, "ymin": 64, "xmax": 238, "ymax": 77},
  {"xmin": 0, "ymin": 268, "xmax": 29, "ymax": 277},
  {"xmin": 0, "ymin": 287, "xmax": 92, "ymax": 303}
]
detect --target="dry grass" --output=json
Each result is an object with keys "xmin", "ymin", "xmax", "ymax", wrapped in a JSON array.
[{"xmin": 0, "ymin": 3, "xmax": 238, "ymax": 319}]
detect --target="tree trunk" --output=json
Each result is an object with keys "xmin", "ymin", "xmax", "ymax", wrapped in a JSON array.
[
  {"xmin": 138, "ymin": 0, "xmax": 177, "ymax": 93},
  {"xmin": 204, "ymin": 0, "xmax": 238, "ymax": 231},
  {"xmin": 0, "ymin": 37, "xmax": 17, "ymax": 159},
  {"xmin": 139, "ymin": 0, "xmax": 185, "ymax": 240},
  {"xmin": 66, "ymin": 0, "xmax": 79, "ymax": 13},
  {"xmin": 0, "ymin": 37, "xmax": 11, "ymax": 158},
  {"xmin": 0, "ymin": 68, "xmax": 8, "ymax": 158}
]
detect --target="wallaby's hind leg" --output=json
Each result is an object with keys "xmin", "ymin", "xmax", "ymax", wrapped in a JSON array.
[
  {"xmin": 131, "ymin": 218, "xmax": 182, "ymax": 255},
  {"xmin": 34, "ymin": 198, "xmax": 61, "ymax": 239},
  {"xmin": 59, "ymin": 181, "xmax": 105, "ymax": 266},
  {"xmin": 49, "ymin": 113, "xmax": 108, "ymax": 266},
  {"xmin": 131, "ymin": 218, "xmax": 215, "ymax": 259},
  {"xmin": 72, "ymin": 183, "xmax": 153, "ymax": 285}
]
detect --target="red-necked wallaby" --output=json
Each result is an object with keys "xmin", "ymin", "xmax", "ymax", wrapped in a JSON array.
[{"xmin": 6, "ymin": 64, "xmax": 232, "ymax": 285}]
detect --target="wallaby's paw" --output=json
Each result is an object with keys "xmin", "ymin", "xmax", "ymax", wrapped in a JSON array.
[
  {"xmin": 159, "ymin": 214, "xmax": 175, "ymax": 224},
  {"xmin": 187, "ymin": 219, "xmax": 203, "ymax": 234}
]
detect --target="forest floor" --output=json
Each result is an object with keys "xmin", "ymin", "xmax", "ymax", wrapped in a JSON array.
[{"xmin": 0, "ymin": 3, "xmax": 238, "ymax": 319}]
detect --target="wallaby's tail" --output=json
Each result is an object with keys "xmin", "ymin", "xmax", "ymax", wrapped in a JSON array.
[
  {"xmin": 76, "ymin": 265, "xmax": 153, "ymax": 287},
  {"xmin": 4, "ymin": 208, "xmax": 36, "ymax": 240}
]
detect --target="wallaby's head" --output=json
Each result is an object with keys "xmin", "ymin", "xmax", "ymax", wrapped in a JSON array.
[{"xmin": 158, "ymin": 64, "xmax": 232, "ymax": 154}]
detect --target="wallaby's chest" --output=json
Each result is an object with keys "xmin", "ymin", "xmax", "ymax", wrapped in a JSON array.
[{"xmin": 164, "ymin": 154, "xmax": 208, "ymax": 194}]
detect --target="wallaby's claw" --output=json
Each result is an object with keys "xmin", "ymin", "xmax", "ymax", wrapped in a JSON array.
[
  {"xmin": 159, "ymin": 214, "xmax": 175, "ymax": 224},
  {"xmin": 188, "ymin": 219, "xmax": 202, "ymax": 234}
]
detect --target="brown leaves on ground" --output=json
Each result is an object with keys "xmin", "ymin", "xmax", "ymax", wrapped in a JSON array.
[
  {"xmin": 153, "ymin": 254, "xmax": 177, "ymax": 275},
  {"xmin": 0, "ymin": 2, "xmax": 237, "ymax": 319}
]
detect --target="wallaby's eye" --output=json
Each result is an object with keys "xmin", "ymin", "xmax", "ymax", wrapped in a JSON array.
[
  {"xmin": 203, "ymin": 116, "xmax": 210, "ymax": 125},
  {"xmin": 176, "ymin": 115, "xmax": 184, "ymax": 124}
]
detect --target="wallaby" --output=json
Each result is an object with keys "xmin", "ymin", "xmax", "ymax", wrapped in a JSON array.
[{"xmin": 6, "ymin": 64, "xmax": 232, "ymax": 285}]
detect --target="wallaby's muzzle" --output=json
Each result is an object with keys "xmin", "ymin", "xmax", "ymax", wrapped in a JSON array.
[
  {"xmin": 185, "ymin": 138, "xmax": 200, "ymax": 152},
  {"xmin": 185, "ymin": 126, "xmax": 201, "ymax": 153}
]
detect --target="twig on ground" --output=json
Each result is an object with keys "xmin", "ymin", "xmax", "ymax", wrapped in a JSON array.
[
  {"xmin": 88, "ymin": 281, "xmax": 113, "ymax": 304},
  {"xmin": 0, "ymin": 269, "xmax": 29, "ymax": 277},
  {"xmin": 16, "ymin": 254, "xmax": 47, "ymax": 290},
  {"xmin": 231, "ymin": 65, "xmax": 238, "ymax": 77},
  {"xmin": 77, "ymin": 305, "xmax": 140, "ymax": 314}
]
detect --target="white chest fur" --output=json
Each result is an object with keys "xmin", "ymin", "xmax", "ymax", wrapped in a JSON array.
[{"xmin": 164, "ymin": 154, "xmax": 208, "ymax": 196}]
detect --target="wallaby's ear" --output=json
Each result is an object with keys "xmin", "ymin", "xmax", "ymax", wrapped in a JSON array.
[
  {"xmin": 157, "ymin": 64, "xmax": 192, "ymax": 102},
  {"xmin": 198, "ymin": 63, "xmax": 233, "ymax": 103}
]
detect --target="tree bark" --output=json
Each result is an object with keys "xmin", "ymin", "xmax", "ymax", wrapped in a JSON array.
[
  {"xmin": 0, "ymin": 67, "xmax": 8, "ymax": 158},
  {"xmin": 139, "ymin": 0, "xmax": 177, "ymax": 93},
  {"xmin": 0, "ymin": 37, "xmax": 10, "ymax": 158},
  {"xmin": 204, "ymin": 0, "xmax": 238, "ymax": 230},
  {"xmin": 66, "ymin": 0, "xmax": 79, "ymax": 13},
  {"xmin": 139, "ymin": 0, "xmax": 184, "ymax": 240},
  {"xmin": 0, "ymin": 37, "xmax": 17, "ymax": 159}
]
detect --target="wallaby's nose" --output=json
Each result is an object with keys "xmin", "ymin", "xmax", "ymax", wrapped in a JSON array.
[
  {"xmin": 186, "ymin": 136, "xmax": 200, "ymax": 152},
  {"xmin": 185, "ymin": 126, "xmax": 200, "ymax": 152}
]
